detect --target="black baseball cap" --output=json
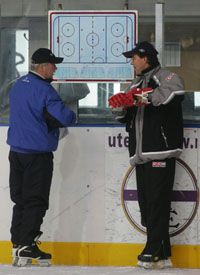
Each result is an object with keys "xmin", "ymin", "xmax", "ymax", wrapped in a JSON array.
[
  {"xmin": 123, "ymin": 41, "xmax": 158, "ymax": 58},
  {"xmin": 31, "ymin": 48, "xmax": 64, "ymax": 64}
]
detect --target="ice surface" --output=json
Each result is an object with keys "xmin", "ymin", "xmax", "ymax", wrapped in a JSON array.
[{"xmin": 0, "ymin": 265, "xmax": 200, "ymax": 275}]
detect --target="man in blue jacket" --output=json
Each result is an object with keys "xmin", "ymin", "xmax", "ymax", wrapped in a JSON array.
[{"xmin": 7, "ymin": 48, "xmax": 76, "ymax": 267}]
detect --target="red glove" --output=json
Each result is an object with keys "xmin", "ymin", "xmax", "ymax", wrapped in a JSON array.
[
  {"xmin": 127, "ymin": 87, "xmax": 153, "ymax": 96},
  {"xmin": 108, "ymin": 93, "xmax": 127, "ymax": 108},
  {"xmin": 108, "ymin": 92, "xmax": 137, "ymax": 108},
  {"xmin": 108, "ymin": 88, "xmax": 153, "ymax": 108},
  {"xmin": 127, "ymin": 87, "xmax": 153, "ymax": 105}
]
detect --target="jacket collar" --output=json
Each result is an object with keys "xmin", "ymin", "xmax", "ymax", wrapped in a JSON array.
[
  {"xmin": 140, "ymin": 64, "xmax": 161, "ymax": 76},
  {"xmin": 29, "ymin": 71, "xmax": 53, "ymax": 83}
]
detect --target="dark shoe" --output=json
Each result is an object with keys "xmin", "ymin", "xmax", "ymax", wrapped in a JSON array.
[
  {"xmin": 137, "ymin": 254, "xmax": 172, "ymax": 269},
  {"xmin": 17, "ymin": 244, "xmax": 51, "ymax": 267}
]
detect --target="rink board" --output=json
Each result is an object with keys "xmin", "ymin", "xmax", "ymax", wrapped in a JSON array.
[
  {"xmin": 0, "ymin": 126, "xmax": 200, "ymax": 267},
  {"xmin": 0, "ymin": 241, "xmax": 200, "ymax": 268}
]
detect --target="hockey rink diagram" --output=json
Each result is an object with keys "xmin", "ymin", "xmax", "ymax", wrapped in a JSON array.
[{"xmin": 49, "ymin": 11, "xmax": 137, "ymax": 81}]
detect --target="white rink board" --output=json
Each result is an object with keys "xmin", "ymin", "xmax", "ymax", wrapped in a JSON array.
[{"xmin": 0, "ymin": 126, "xmax": 199, "ymax": 245}]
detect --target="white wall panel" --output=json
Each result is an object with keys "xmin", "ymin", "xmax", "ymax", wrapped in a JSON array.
[
  {"xmin": 44, "ymin": 127, "xmax": 106, "ymax": 242},
  {"xmin": 0, "ymin": 126, "xmax": 199, "ymax": 245}
]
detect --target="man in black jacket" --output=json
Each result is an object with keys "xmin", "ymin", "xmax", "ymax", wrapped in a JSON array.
[{"xmin": 109, "ymin": 41, "xmax": 185, "ymax": 269}]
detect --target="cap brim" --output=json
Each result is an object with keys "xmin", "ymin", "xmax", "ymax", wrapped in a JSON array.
[
  {"xmin": 122, "ymin": 49, "xmax": 137, "ymax": 58},
  {"xmin": 52, "ymin": 57, "xmax": 64, "ymax": 64}
]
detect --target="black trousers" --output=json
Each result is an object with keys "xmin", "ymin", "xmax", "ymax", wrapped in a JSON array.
[
  {"xmin": 9, "ymin": 151, "xmax": 53, "ymax": 246},
  {"xmin": 136, "ymin": 158, "xmax": 176, "ymax": 258}
]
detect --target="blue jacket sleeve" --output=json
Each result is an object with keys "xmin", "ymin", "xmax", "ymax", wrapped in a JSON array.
[{"xmin": 45, "ymin": 86, "xmax": 76, "ymax": 127}]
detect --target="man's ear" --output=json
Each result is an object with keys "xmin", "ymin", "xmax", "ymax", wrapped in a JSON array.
[{"xmin": 143, "ymin": 56, "xmax": 148, "ymax": 63}]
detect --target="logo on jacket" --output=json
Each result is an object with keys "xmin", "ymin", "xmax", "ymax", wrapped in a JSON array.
[
  {"xmin": 152, "ymin": 161, "xmax": 166, "ymax": 168},
  {"xmin": 165, "ymin": 72, "xmax": 175, "ymax": 81},
  {"xmin": 121, "ymin": 158, "xmax": 199, "ymax": 237}
]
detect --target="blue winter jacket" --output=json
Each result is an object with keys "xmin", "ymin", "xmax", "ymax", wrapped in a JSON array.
[{"xmin": 7, "ymin": 72, "xmax": 76, "ymax": 153}]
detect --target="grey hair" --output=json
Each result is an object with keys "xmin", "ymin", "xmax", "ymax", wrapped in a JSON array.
[{"xmin": 30, "ymin": 63, "xmax": 49, "ymax": 71}]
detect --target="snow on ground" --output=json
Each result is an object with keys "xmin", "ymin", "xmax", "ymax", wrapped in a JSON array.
[{"xmin": 0, "ymin": 265, "xmax": 200, "ymax": 275}]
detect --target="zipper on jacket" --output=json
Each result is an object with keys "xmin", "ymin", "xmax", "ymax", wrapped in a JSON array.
[
  {"xmin": 130, "ymin": 112, "xmax": 136, "ymax": 129},
  {"xmin": 161, "ymin": 126, "xmax": 168, "ymax": 148},
  {"xmin": 130, "ymin": 118, "xmax": 134, "ymax": 129}
]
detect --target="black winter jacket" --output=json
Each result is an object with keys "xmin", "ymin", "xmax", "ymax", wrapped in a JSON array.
[{"xmin": 115, "ymin": 65, "xmax": 185, "ymax": 166}]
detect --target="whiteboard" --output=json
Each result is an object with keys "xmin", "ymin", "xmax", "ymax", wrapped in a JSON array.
[{"xmin": 48, "ymin": 10, "xmax": 138, "ymax": 82}]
